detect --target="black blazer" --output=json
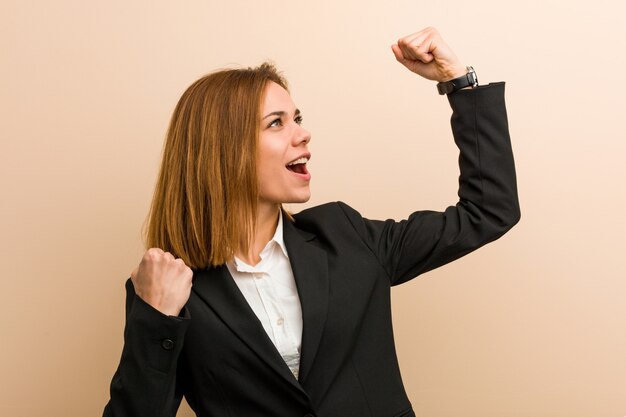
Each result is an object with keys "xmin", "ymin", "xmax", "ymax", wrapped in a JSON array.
[{"xmin": 103, "ymin": 83, "xmax": 519, "ymax": 417}]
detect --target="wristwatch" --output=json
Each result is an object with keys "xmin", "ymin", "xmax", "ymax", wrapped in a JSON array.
[{"xmin": 436, "ymin": 66, "xmax": 478, "ymax": 95}]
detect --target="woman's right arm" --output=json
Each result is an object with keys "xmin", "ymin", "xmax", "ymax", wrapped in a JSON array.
[{"xmin": 103, "ymin": 249, "xmax": 193, "ymax": 417}]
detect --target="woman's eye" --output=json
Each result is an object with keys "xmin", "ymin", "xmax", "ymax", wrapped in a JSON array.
[
  {"xmin": 268, "ymin": 118, "xmax": 282, "ymax": 128},
  {"xmin": 267, "ymin": 114, "xmax": 302, "ymax": 128}
]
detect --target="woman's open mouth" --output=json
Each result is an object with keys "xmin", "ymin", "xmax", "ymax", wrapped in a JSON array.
[{"xmin": 286, "ymin": 156, "xmax": 311, "ymax": 179}]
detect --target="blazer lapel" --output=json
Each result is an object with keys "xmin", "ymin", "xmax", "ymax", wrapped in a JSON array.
[
  {"xmin": 282, "ymin": 211, "xmax": 330, "ymax": 384},
  {"xmin": 191, "ymin": 265, "xmax": 305, "ymax": 394}
]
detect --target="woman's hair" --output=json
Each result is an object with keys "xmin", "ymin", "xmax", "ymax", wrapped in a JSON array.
[{"xmin": 145, "ymin": 62, "xmax": 288, "ymax": 269}]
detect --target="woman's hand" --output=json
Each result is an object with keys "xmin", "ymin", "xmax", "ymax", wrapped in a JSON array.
[
  {"xmin": 391, "ymin": 27, "xmax": 466, "ymax": 82},
  {"xmin": 130, "ymin": 248, "xmax": 193, "ymax": 316}
]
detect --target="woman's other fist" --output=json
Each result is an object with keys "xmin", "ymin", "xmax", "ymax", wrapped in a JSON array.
[{"xmin": 130, "ymin": 248, "xmax": 193, "ymax": 316}]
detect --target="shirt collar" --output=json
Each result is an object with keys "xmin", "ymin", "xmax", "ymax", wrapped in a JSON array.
[
  {"xmin": 273, "ymin": 211, "xmax": 289, "ymax": 259},
  {"xmin": 231, "ymin": 211, "xmax": 289, "ymax": 272}
]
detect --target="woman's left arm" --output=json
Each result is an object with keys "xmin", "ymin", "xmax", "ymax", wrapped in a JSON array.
[{"xmin": 337, "ymin": 27, "xmax": 520, "ymax": 285}]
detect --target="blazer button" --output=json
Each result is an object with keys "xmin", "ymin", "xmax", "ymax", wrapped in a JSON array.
[{"xmin": 161, "ymin": 339, "xmax": 175, "ymax": 350}]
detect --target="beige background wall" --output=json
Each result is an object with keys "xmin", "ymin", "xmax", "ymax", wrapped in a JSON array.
[{"xmin": 1, "ymin": 0, "xmax": 625, "ymax": 416}]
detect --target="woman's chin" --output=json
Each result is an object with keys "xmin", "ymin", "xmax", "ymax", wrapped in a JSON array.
[
  {"xmin": 260, "ymin": 189, "xmax": 311, "ymax": 205},
  {"xmin": 291, "ymin": 195, "xmax": 311, "ymax": 204},
  {"xmin": 288, "ymin": 191, "xmax": 311, "ymax": 204}
]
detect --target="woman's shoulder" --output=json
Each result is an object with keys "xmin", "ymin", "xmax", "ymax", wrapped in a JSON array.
[
  {"xmin": 290, "ymin": 201, "xmax": 366, "ymax": 235},
  {"xmin": 292, "ymin": 201, "xmax": 358, "ymax": 221}
]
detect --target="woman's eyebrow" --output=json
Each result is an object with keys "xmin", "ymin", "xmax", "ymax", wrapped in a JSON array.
[{"xmin": 262, "ymin": 109, "xmax": 301, "ymax": 120}]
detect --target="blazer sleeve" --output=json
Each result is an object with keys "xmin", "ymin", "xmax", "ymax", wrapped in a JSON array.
[
  {"xmin": 102, "ymin": 279, "xmax": 190, "ymax": 417},
  {"xmin": 338, "ymin": 82, "xmax": 520, "ymax": 286}
]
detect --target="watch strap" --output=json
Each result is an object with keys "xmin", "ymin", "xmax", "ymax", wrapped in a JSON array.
[{"xmin": 436, "ymin": 66, "xmax": 478, "ymax": 95}]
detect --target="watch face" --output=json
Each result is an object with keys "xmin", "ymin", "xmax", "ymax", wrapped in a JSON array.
[{"xmin": 467, "ymin": 66, "xmax": 478, "ymax": 87}]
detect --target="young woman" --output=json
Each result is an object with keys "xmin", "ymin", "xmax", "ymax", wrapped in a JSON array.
[{"xmin": 103, "ymin": 27, "xmax": 519, "ymax": 417}]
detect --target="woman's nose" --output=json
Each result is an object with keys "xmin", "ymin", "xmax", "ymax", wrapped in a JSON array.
[{"xmin": 295, "ymin": 125, "xmax": 311, "ymax": 145}]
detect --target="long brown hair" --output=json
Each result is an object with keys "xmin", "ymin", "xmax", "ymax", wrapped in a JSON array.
[{"xmin": 145, "ymin": 63, "xmax": 288, "ymax": 269}]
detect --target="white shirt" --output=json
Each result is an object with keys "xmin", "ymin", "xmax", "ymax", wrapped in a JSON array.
[{"xmin": 226, "ymin": 214, "xmax": 303, "ymax": 379}]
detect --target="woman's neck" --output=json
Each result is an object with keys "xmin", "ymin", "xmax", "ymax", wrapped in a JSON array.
[{"xmin": 236, "ymin": 203, "xmax": 280, "ymax": 266}]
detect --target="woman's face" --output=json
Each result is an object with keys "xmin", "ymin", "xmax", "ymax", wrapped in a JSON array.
[{"xmin": 257, "ymin": 81, "xmax": 312, "ymax": 207}]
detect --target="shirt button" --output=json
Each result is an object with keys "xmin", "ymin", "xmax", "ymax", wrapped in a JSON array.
[
  {"xmin": 276, "ymin": 318, "xmax": 284, "ymax": 326},
  {"xmin": 161, "ymin": 339, "xmax": 175, "ymax": 350}
]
